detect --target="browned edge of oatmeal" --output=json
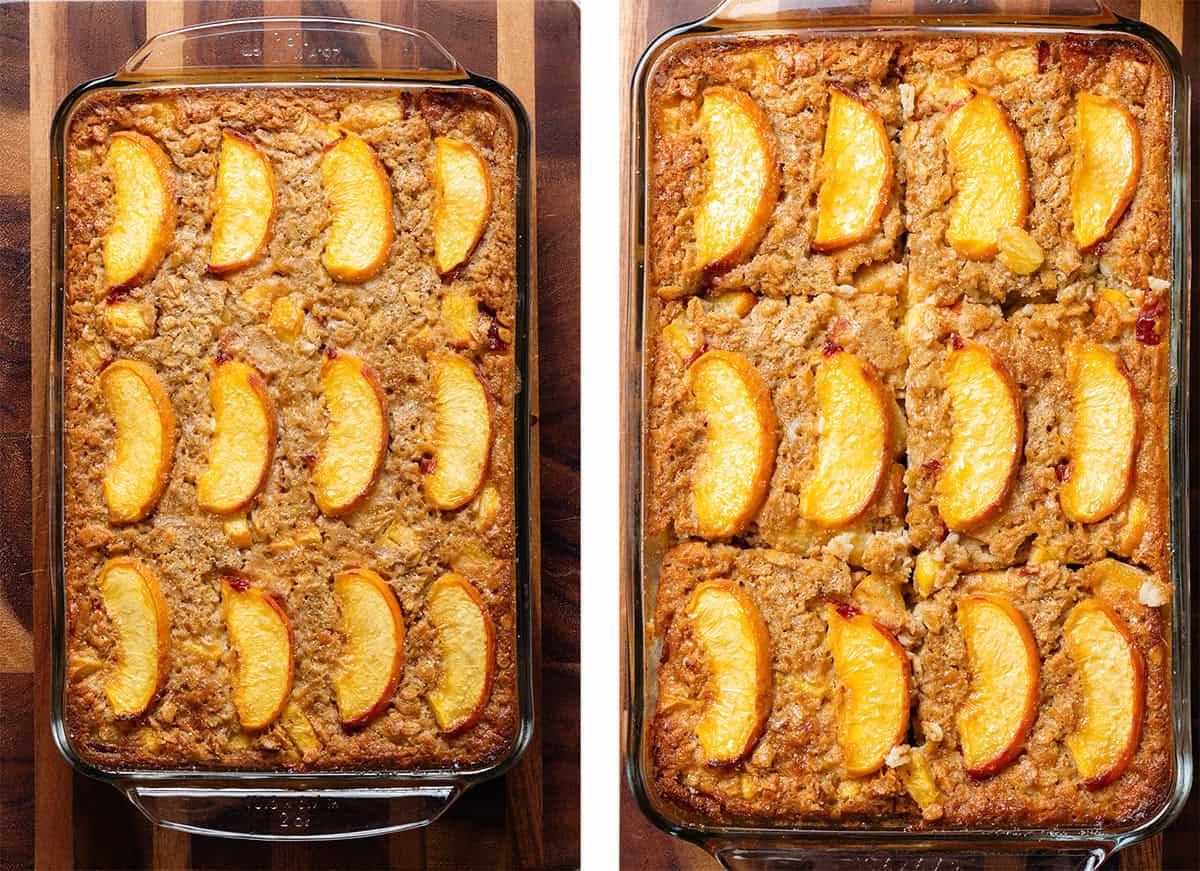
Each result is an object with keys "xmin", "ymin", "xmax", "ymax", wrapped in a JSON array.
[
  {"xmin": 640, "ymin": 32, "xmax": 1175, "ymax": 831},
  {"xmin": 59, "ymin": 84, "xmax": 523, "ymax": 773}
]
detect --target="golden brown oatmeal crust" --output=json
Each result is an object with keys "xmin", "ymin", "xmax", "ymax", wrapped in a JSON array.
[
  {"xmin": 645, "ymin": 33, "xmax": 1174, "ymax": 830},
  {"xmin": 63, "ymin": 86, "xmax": 519, "ymax": 772}
]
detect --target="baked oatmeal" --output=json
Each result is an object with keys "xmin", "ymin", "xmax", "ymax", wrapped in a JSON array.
[
  {"xmin": 650, "ymin": 543, "xmax": 1171, "ymax": 827},
  {"xmin": 61, "ymin": 86, "xmax": 520, "ymax": 771},
  {"xmin": 644, "ymin": 33, "xmax": 1174, "ymax": 828}
]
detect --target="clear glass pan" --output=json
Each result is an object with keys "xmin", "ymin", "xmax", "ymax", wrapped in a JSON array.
[
  {"xmin": 48, "ymin": 17, "xmax": 536, "ymax": 842},
  {"xmin": 622, "ymin": 3, "xmax": 1192, "ymax": 867}
]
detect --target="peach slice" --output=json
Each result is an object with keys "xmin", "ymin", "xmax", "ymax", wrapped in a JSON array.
[
  {"xmin": 427, "ymin": 572, "xmax": 496, "ymax": 734},
  {"xmin": 423, "ymin": 354, "xmax": 492, "ymax": 510},
  {"xmin": 104, "ymin": 299, "xmax": 153, "ymax": 343},
  {"xmin": 813, "ymin": 87, "xmax": 893, "ymax": 252},
  {"xmin": 710, "ymin": 290, "xmax": 757, "ymax": 318},
  {"xmin": 688, "ymin": 350, "xmax": 777, "ymax": 539},
  {"xmin": 955, "ymin": 594, "xmax": 1041, "ymax": 778},
  {"xmin": 943, "ymin": 92, "xmax": 1030, "ymax": 260},
  {"xmin": 662, "ymin": 316, "xmax": 703, "ymax": 361},
  {"xmin": 1071, "ymin": 93, "xmax": 1142, "ymax": 250},
  {"xmin": 852, "ymin": 574, "xmax": 906, "ymax": 630},
  {"xmin": 339, "ymin": 97, "xmax": 404, "ymax": 133},
  {"xmin": 103, "ymin": 131, "xmax": 177, "ymax": 290},
  {"xmin": 442, "ymin": 293, "xmax": 480, "ymax": 348},
  {"xmin": 209, "ymin": 131, "xmax": 276, "ymax": 273},
  {"xmin": 694, "ymin": 86, "xmax": 780, "ymax": 276},
  {"xmin": 912, "ymin": 551, "xmax": 942, "ymax": 598},
  {"xmin": 798, "ymin": 350, "xmax": 892, "ymax": 527},
  {"xmin": 98, "ymin": 557, "xmax": 171, "ymax": 718},
  {"xmin": 222, "ymin": 512, "xmax": 254, "ymax": 548},
  {"xmin": 826, "ymin": 602, "xmax": 911, "ymax": 777},
  {"xmin": 281, "ymin": 701, "xmax": 322, "ymax": 756},
  {"xmin": 996, "ymin": 46, "xmax": 1040, "ymax": 81},
  {"xmin": 100, "ymin": 359, "xmax": 177, "ymax": 524},
  {"xmin": 1063, "ymin": 598, "xmax": 1144, "ymax": 789},
  {"xmin": 1060, "ymin": 343, "xmax": 1138, "ymax": 524},
  {"xmin": 313, "ymin": 352, "xmax": 389, "ymax": 516},
  {"xmin": 996, "ymin": 226, "xmax": 1045, "ymax": 275},
  {"xmin": 320, "ymin": 131, "xmax": 395, "ymax": 283},
  {"xmin": 1080, "ymin": 557, "xmax": 1156, "ymax": 603},
  {"xmin": 433, "ymin": 137, "xmax": 493, "ymax": 274},
  {"xmin": 934, "ymin": 342, "xmax": 1024, "ymax": 531},
  {"xmin": 687, "ymin": 580, "xmax": 772, "ymax": 765},
  {"xmin": 1118, "ymin": 497, "xmax": 1149, "ymax": 556},
  {"xmin": 899, "ymin": 746, "xmax": 941, "ymax": 813},
  {"xmin": 1083, "ymin": 557, "xmax": 1171, "ymax": 608},
  {"xmin": 332, "ymin": 568, "xmax": 405, "ymax": 727},
  {"xmin": 196, "ymin": 358, "xmax": 276, "ymax": 514},
  {"xmin": 221, "ymin": 575, "xmax": 293, "ymax": 731},
  {"xmin": 267, "ymin": 295, "xmax": 304, "ymax": 343}
]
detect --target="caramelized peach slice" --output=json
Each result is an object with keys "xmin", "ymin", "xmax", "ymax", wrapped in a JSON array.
[
  {"xmin": 100, "ymin": 359, "xmax": 176, "ymax": 524},
  {"xmin": 427, "ymin": 573, "xmax": 496, "ymax": 734},
  {"xmin": 955, "ymin": 594, "xmax": 1041, "ymax": 778},
  {"xmin": 209, "ymin": 131, "xmax": 276, "ymax": 273},
  {"xmin": 687, "ymin": 580, "xmax": 772, "ymax": 765},
  {"xmin": 98, "ymin": 557, "xmax": 171, "ymax": 718},
  {"xmin": 935, "ymin": 342, "xmax": 1024, "ymax": 531},
  {"xmin": 813, "ymin": 87, "xmax": 893, "ymax": 252},
  {"xmin": 320, "ymin": 131, "xmax": 395, "ymax": 282},
  {"xmin": 694, "ymin": 86, "xmax": 780, "ymax": 276},
  {"xmin": 943, "ymin": 92, "xmax": 1030, "ymax": 260},
  {"xmin": 1071, "ymin": 93, "xmax": 1141, "ymax": 250},
  {"xmin": 433, "ymin": 137, "xmax": 493, "ymax": 274},
  {"xmin": 332, "ymin": 568, "xmax": 405, "ymax": 727},
  {"xmin": 313, "ymin": 353, "xmax": 388, "ymax": 516},
  {"xmin": 688, "ymin": 350, "xmax": 777, "ymax": 539},
  {"xmin": 197, "ymin": 359, "xmax": 276, "ymax": 514},
  {"xmin": 826, "ymin": 602, "xmax": 911, "ymax": 776},
  {"xmin": 103, "ymin": 131, "xmax": 177, "ymax": 290},
  {"xmin": 423, "ymin": 354, "xmax": 492, "ymax": 510},
  {"xmin": 799, "ymin": 350, "xmax": 892, "ymax": 527},
  {"xmin": 221, "ymin": 575, "xmax": 293, "ymax": 731},
  {"xmin": 1060, "ymin": 343, "xmax": 1138, "ymax": 524},
  {"xmin": 1064, "ymin": 598, "xmax": 1144, "ymax": 789}
]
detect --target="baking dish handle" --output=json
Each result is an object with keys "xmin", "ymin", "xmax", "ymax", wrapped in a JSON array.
[
  {"xmin": 124, "ymin": 783, "xmax": 463, "ymax": 841},
  {"xmin": 116, "ymin": 16, "xmax": 466, "ymax": 80},
  {"xmin": 703, "ymin": 0, "xmax": 1112, "ymax": 24},
  {"xmin": 712, "ymin": 843, "xmax": 1115, "ymax": 870}
]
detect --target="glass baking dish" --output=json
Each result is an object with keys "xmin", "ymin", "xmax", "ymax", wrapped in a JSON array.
[
  {"xmin": 47, "ymin": 17, "xmax": 535, "ymax": 842},
  {"xmin": 622, "ymin": 1, "xmax": 1192, "ymax": 867}
]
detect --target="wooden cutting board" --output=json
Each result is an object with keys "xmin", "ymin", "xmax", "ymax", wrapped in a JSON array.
[
  {"xmin": 619, "ymin": 1, "xmax": 1199, "ymax": 869},
  {"xmin": 0, "ymin": 1, "xmax": 580, "ymax": 869}
]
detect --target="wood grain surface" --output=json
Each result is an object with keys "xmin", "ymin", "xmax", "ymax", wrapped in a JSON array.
[
  {"xmin": 619, "ymin": 1, "xmax": 1198, "ymax": 869},
  {"xmin": 0, "ymin": 1, "xmax": 579, "ymax": 869}
]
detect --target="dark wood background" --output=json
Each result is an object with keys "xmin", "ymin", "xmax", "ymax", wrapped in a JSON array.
[
  {"xmin": 619, "ymin": 0, "xmax": 1199, "ymax": 868},
  {"xmin": 0, "ymin": 1, "xmax": 579, "ymax": 869}
]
